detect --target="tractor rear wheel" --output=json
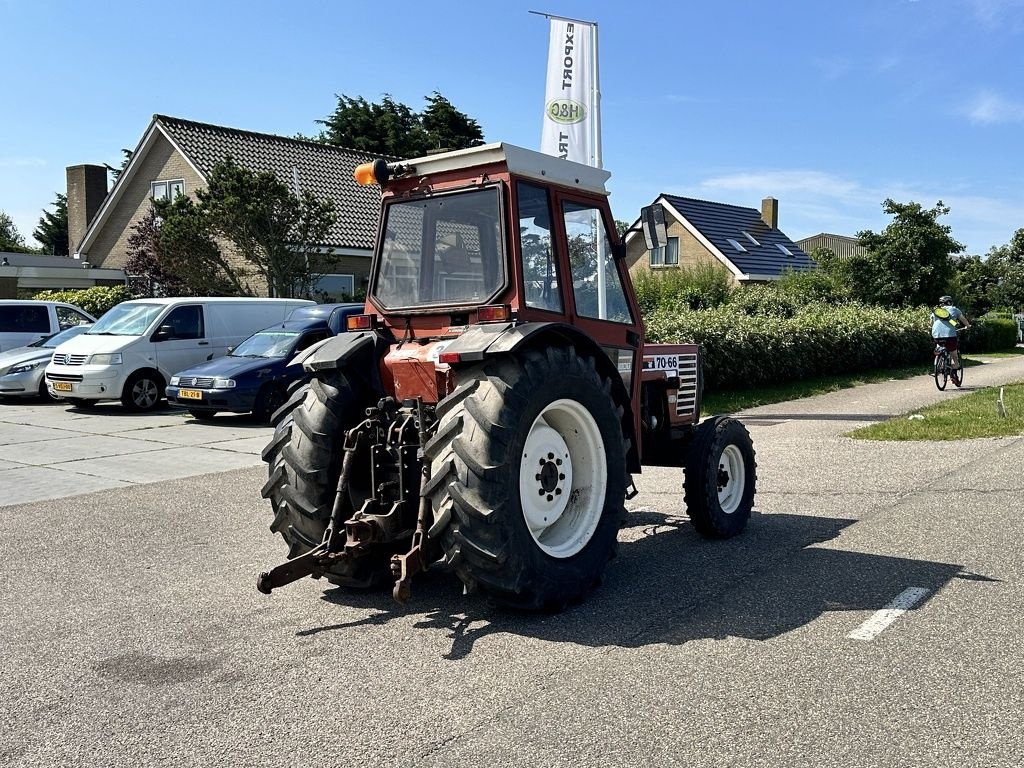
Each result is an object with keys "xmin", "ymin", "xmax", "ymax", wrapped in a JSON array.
[
  {"xmin": 683, "ymin": 416, "xmax": 756, "ymax": 538},
  {"xmin": 424, "ymin": 347, "xmax": 627, "ymax": 611},
  {"xmin": 260, "ymin": 371, "xmax": 382, "ymax": 587}
]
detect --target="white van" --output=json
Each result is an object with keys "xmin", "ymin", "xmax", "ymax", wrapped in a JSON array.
[
  {"xmin": 45, "ymin": 297, "xmax": 313, "ymax": 410},
  {"xmin": 0, "ymin": 300, "xmax": 96, "ymax": 352}
]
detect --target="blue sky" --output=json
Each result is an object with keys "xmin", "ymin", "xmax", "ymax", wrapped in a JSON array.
[{"xmin": 2, "ymin": 0, "xmax": 1024, "ymax": 255}]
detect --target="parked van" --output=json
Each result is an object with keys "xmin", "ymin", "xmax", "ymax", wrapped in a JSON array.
[
  {"xmin": 0, "ymin": 300, "xmax": 95, "ymax": 352},
  {"xmin": 45, "ymin": 297, "xmax": 313, "ymax": 411}
]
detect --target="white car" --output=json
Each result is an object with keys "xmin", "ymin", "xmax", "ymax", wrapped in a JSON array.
[{"xmin": 0, "ymin": 324, "xmax": 92, "ymax": 399}]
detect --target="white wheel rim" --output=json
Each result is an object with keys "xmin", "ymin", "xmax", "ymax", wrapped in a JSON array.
[
  {"xmin": 133, "ymin": 379, "xmax": 158, "ymax": 408},
  {"xmin": 519, "ymin": 398, "xmax": 606, "ymax": 558},
  {"xmin": 717, "ymin": 444, "xmax": 746, "ymax": 515}
]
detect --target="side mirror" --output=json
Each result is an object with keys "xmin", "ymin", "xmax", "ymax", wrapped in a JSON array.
[
  {"xmin": 640, "ymin": 204, "xmax": 668, "ymax": 250},
  {"xmin": 153, "ymin": 324, "xmax": 175, "ymax": 341}
]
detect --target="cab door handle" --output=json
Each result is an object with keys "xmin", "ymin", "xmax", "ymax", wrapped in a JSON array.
[{"xmin": 198, "ymin": 341, "xmax": 209, "ymax": 346}]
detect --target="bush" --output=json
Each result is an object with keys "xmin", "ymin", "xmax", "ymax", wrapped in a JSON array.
[
  {"xmin": 33, "ymin": 285, "xmax": 133, "ymax": 318},
  {"xmin": 962, "ymin": 316, "xmax": 1019, "ymax": 353},
  {"xmin": 632, "ymin": 263, "xmax": 733, "ymax": 314},
  {"xmin": 645, "ymin": 303, "xmax": 933, "ymax": 391}
]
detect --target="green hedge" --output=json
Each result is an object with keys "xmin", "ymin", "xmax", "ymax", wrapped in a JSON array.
[
  {"xmin": 645, "ymin": 303, "xmax": 934, "ymax": 390},
  {"xmin": 962, "ymin": 317, "xmax": 1019, "ymax": 353},
  {"xmin": 33, "ymin": 286, "xmax": 132, "ymax": 318}
]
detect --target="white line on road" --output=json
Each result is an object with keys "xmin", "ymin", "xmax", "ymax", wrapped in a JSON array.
[{"xmin": 847, "ymin": 586, "xmax": 930, "ymax": 641}]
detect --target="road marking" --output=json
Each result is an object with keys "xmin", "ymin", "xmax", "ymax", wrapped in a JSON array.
[{"xmin": 847, "ymin": 587, "xmax": 930, "ymax": 641}]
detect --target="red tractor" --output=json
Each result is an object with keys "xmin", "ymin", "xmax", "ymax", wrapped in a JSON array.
[{"xmin": 258, "ymin": 143, "xmax": 756, "ymax": 611}]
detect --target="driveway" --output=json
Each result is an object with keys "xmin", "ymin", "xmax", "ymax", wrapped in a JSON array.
[
  {"xmin": 0, "ymin": 400, "xmax": 271, "ymax": 507},
  {"xmin": 1, "ymin": 356, "xmax": 1023, "ymax": 767}
]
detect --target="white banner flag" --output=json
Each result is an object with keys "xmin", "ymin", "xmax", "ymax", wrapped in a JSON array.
[{"xmin": 540, "ymin": 17, "xmax": 599, "ymax": 167}]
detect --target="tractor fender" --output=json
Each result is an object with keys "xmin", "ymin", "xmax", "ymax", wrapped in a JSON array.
[
  {"xmin": 292, "ymin": 330, "xmax": 388, "ymax": 394},
  {"xmin": 443, "ymin": 322, "xmax": 639, "ymax": 469}
]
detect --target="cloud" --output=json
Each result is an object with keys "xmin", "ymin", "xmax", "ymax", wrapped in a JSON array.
[
  {"xmin": 0, "ymin": 157, "xmax": 46, "ymax": 168},
  {"xmin": 961, "ymin": 89, "xmax": 1024, "ymax": 124}
]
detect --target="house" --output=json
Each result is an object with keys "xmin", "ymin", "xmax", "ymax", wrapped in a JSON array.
[
  {"xmin": 795, "ymin": 232, "xmax": 866, "ymax": 261},
  {"xmin": 69, "ymin": 114, "xmax": 384, "ymax": 299},
  {"xmin": 624, "ymin": 194, "xmax": 815, "ymax": 285},
  {"xmin": 0, "ymin": 251, "xmax": 125, "ymax": 299}
]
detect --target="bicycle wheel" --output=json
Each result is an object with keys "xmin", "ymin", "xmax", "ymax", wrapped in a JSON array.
[{"xmin": 934, "ymin": 352, "xmax": 949, "ymax": 391}]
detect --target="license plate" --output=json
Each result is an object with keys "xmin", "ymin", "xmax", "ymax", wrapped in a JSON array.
[
  {"xmin": 53, "ymin": 382, "xmax": 73, "ymax": 392},
  {"xmin": 178, "ymin": 389, "xmax": 203, "ymax": 400}
]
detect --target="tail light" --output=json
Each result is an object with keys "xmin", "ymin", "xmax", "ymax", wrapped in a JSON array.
[
  {"xmin": 478, "ymin": 304, "xmax": 511, "ymax": 323},
  {"xmin": 346, "ymin": 314, "xmax": 377, "ymax": 331}
]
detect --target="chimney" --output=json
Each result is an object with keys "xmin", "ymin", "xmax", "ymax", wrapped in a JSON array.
[
  {"xmin": 66, "ymin": 164, "xmax": 108, "ymax": 255},
  {"xmin": 761, "ymin": 196, "xmax": 778, "ymax": 229}
]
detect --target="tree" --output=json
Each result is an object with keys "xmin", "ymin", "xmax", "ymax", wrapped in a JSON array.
[
  {"xmin": 199, "ymin": 157, "xmax": 337, "ymax": 298},
  {"xmin": 33, "ymin": 193, "xmax": 69, "ymax": 255},
  {"xmin": 949, "ymin": 254, "xmax": 1000, "ymax": 316},
  {"xmin": 318, "ymin": 92, "xmax": 484, "ymax": 157},
  {"xmin": 854, "ymin": 199, "xmax": 964, "ymax": 307},
  {"xmin": 108, "ymin": 149, "xmax": 133, "ymax": 184},
  {"xmin": 986, "ymin": 228, "xmax": 1024, "ymax": 312},
  {"xmin": 1, "ymin": 210, "xmax": 32, "ymax": 252}
]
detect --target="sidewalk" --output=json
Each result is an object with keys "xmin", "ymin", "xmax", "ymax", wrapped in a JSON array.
[{"xmin": 0, "ymin": 401, "xmax": 271, "ymax": 507}]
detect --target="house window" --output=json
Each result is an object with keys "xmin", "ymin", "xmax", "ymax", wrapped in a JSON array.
[
  {"xmin": 314, "ymin": 274, "xmax": 356, "ymax": 301},
  {"xmin": 727, "ymin": 238, "xmax": 747, "ymax": 253},
  {"xmin": 742, "ymin": 231, "xmax": 760, "ymax": 247},
  {"xmin": 151, "ymin": 179, "xmax": 185, "ymax": 201},
  {"xmin": 776, "ymin": 243, "xmax": 794, "ymax": 257},
  {"xmin": 649, "ymin": 236, "xmax": 679, "ymax": 266}
]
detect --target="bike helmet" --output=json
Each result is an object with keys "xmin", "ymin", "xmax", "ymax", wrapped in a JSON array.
[{"xmin": 939, "ymin": 295, "xmax": 953, "ymax": 305}]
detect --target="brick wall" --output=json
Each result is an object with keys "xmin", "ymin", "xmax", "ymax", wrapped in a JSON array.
[{"xmin": 625, "ymin": 218, "xmax": 740, "ymax": 286}]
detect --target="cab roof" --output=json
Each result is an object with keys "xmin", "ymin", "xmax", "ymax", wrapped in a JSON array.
[{"xmin": 400, "ymin": 142, "xmax": 611, "ymax": 197}]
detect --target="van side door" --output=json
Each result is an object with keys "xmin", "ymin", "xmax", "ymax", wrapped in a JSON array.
[{"xmin": 152, "ymin": 304, "xmax": 209, "ymax": 379}]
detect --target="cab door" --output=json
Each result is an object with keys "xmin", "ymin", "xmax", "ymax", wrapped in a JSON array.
[{"xmin": 553, "ymin": 192, "xmax": 643, "ymax": 400}]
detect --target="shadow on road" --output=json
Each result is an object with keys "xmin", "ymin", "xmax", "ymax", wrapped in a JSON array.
[{"xmin": 299, "ymin": 511, "xmax": 984, "ymax": 659}]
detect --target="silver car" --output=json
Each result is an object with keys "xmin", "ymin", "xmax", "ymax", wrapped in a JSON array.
[{"xmin": 0, "ymin": 324, "xmax": 93, "ymax": 399}]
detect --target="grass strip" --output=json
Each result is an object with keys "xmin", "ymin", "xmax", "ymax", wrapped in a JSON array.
[{"xmin": 849, "ymin": 382, "xmax": 1024, "ymax": 441}]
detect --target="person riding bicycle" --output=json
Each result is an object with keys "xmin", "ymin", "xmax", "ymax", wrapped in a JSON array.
[{"xmin": 931, "ymin": 295, "xmax": 971, "ymax": 368}]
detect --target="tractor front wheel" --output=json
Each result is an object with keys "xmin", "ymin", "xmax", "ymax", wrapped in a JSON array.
[{"xmin": 683, "ymin": 416, "xmax": 756, "ymax": 538}]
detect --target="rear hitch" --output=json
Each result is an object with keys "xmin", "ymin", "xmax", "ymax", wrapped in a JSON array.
[{"xmin": 257, "ymin": 421, "xmax": 367, "ymax": 595}]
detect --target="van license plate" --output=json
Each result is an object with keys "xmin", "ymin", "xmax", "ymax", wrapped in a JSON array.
[
  {"xmin": 178, "ymin": 389, "xmax": 203, "ymax": 400},
  {"xmin": 53, "ymin": 382, "xmax": 73, "ymax": 392}
]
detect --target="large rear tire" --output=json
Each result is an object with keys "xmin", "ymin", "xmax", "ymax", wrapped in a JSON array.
[
  {"xmin": 424, "ymin": 347, "xmax": 627, "ymax": 611},
  {"xmin": 260, "ymin": 371, "xmax": 383, "ymax": 587},
  {"xmin": 684, "ymin": 416, "xmax": 756, "ymax": 538}
]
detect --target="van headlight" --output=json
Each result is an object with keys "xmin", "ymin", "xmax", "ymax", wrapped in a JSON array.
[
  {"xmin": 90, "ymin": 353, "xmax": 122, "ymax": 365},
  {"xmin": 8, "ymin": 361, "xmax": 42, "ymax": 374},
  {"xmin": 213, "ymin": 378, "xmax": 236, "ymax": 389}
]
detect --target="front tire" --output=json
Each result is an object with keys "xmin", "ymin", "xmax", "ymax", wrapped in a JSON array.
[
  {"xmin": 684, "ymin": 416, "xmax": 756, "ymax": 538},
  {"xmin": 424, "ymin": 347, "xmax": 627, "ymax": 611},
  {"xmin": 253, "ymin": 383, "xmax": 287, "ymax": 425},
  {"xmin": 122, "ymin": 371, "xmax": 163, "ymax": 411}
]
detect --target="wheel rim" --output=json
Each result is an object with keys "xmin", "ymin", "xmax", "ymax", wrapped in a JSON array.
[
  {"xmin": 132, "ymin": 378, "xmax": 159, "ymax": 408},
  {"xmin": 519, "ymin": 398, "xmax": 606, "ymax": 558},
  {"xmin": 717, "ymin": 444, "xmax": 746, "ymax": 515}
]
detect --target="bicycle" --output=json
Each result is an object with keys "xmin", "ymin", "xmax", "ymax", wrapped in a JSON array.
[{"xmin": 932, "ymin": 338, "xmax": 963, "ymax": 391}]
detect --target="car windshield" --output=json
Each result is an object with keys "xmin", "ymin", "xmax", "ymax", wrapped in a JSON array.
[
  {"xmin": 231, "ymin": 330, "xmax": 301, "ymax": 358},
  {"xmin": 372, "ymin": 186, "xmax": 504, "ymax": 309},
  {"xmin": 87, "ymin": 303, "xmax": 163, "ymax": 336},
  {"xmin": 33, "ymin": 324, "xmax": 92, "ymax": 348}
]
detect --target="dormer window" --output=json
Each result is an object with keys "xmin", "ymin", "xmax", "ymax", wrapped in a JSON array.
[
  {"xmin": 726, "ymin": 238, "xmax": 747, "ymax": 253},
  {"xmin": 742, "ymin": 231, "xmax": 760, "ymax": 246},
  {"xmin": 152, "ymin": 179, "xmax": 185, "ymax": 201}
]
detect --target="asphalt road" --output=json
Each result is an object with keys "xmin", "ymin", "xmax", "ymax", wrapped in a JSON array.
[{"xmin": 2, "ymin": 357, "xmax": 1023, "ymax": 767}]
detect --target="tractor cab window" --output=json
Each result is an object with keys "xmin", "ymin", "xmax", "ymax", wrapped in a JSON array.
[
  {"xmin": 517, "ymin": 181, "xmax": 563, "ymax": 313},
  {"xmin": 373, "ymin": 187, "xmax": 504, "ymax": 309},
  {"xmin": 563, "ymin": 201, "xmax": 633, "ymax": 323}
]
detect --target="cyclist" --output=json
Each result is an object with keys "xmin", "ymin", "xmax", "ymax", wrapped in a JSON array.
[{"xmin": 931, "ymin": 295, "xmax": 971, "ymax": 368}]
